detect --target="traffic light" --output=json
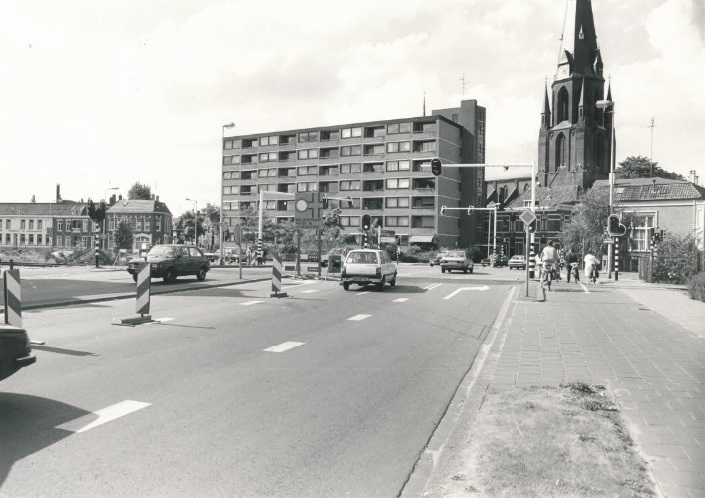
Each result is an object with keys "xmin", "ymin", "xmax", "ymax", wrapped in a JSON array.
[
  {"xmin": 362, "ymin": 232, "xmax": 369, "ymax": 248},
  {"xmin": 608, "ymin": 214, "xmax": 620, "ymax": 235},
  {"xmin": 431, "ymin": 158, "xmax": 442, "ymax": 176},
  {"xmin": 528, "ymin": 219, "xmax": 537, "ymax": 233},
  {"xmin": 440, "ymin": 205, "xmax": 447, "ymax": 215},
  {"xmin": 361, "ymin": 214, "xmax": 371, "ymax": 231}
]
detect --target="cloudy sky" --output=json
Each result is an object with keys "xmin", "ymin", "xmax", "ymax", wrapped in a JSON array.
[{"xmin": 1, "ymin": 0, "xmax": 703, "ymax": 216}]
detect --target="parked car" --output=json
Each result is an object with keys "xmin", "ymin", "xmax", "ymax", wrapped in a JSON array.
[
  {"xmin": 341, "ymin": 249, "xmax": 397, "ymax": 291},
  {"xmin": 508, "ymin": 255, "xmax": 526, "ymax": 270},
  {"xmin": 493, "ymin": 255, "xmax": 509, "ymax": 267},
  {"xmin": 0, "ymin": 324, "xmax": 36, "ymax": 382},
  {"xmin": 481, "ymin": 257, "xmax": 492, "ymax": 267},
  {"xmin": 440, "ymin": 250, "xmax": 474, "ymax": 274},
  {"xmin": 429, "ymin": 252, "xmax": 446, "ymax": 267},
  {"xmin": 127, "ymin": 244, "xmax": 210, "ymax": 283},
  {"xmin": 204, "ymin": 252, "xmax": 219, "ymax": 263}
]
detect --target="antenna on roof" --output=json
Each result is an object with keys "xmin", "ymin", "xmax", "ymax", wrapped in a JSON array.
[{"xmin": 460, "ymin": 73, "xmax": 466, "ymax": 97}]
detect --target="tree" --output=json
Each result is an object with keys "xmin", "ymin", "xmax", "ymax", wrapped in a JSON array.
[
  {"xmin": 128, "ymin": 182, "xmax": 153, "ymax": 200},
  {"xmin": 558, "ymin": 187, "xmax": 609, "ymax": 257},
  {"xmin": 86, "ymin": 199, "xmax": 106, "ymax": 231},
  {"xmin": 180, "ymin": 209, "xmax": 206, "ymax": 244},
  {"xmin": 616, "ymin": 155, "xmax": 685, "ymax": 180},
  {"xmin": 114, "ymin": 221, "xmax": 134, "ymax": 250},
  {"xmin": 650, "ymin": 234, "xmax": 698, "ymax": 285}
]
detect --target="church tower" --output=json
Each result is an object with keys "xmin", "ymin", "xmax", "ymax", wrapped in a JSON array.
[{"xmin": 538, "ymin": 0, "xmax": 612, "ymax": 189}]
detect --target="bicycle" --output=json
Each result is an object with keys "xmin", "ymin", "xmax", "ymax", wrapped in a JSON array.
[{"xmin": 540, "ymin": 262, "xmax": 554, "ymax": 291}]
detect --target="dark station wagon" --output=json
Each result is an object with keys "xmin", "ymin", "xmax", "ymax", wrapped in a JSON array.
[{"xmin": 127, "ymin": 244, "xmax": 210, "ymax": 283}]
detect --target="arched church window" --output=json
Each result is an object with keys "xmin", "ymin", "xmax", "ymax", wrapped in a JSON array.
[
  {"xmin": 557, "ymin": 87, "xmax": 569, "ymax": 123},
  {"xmin": 555, "ymin": 133, "xmax": 567, "ymax": 170}
]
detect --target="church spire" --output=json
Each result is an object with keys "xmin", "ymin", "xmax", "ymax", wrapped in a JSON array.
[
  {"xmin": 541, "ymin": 79, "xmax": 551, "ymax": 130},
  {"xmin": 556, "ymin": 0, "xmax": 599, "ymax": 78}
]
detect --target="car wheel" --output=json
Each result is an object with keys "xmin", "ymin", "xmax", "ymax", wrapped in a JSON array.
[
  {"xmin": 164, "ymin": 269, "xmax": 177, "ymax": 284},
  {"xmin": 132, "ymin": 274, "xmax": 138, "ymax": 283},
  {"xmin": 196, "ymin": 268, "xmax": 207, "ymax": 281},
  {"xmin": 377, "ymin": 276, "xmax": 386, "ymax": 291},
  {"xmin": 390, "ymin": 273, "xmax": 397, "ymax": 287},
  {"xmin": 441, "ymin": 267, "xmax": 446, "ymax": 273},
  {"xmin": 343, "ymin": 282, "xmax": 350, "ymax": 291},
  {"xmin": 469, "ymin": 266, "xmax": 474, "ymax": 274},
  {"xmin": 463, "ymin": 266, "xmax": 468, "ymax": 274}
]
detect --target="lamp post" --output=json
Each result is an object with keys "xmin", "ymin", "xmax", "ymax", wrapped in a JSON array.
[
  {"xmin": 186, "ymin": 198, "xmax": 198, "ymax": 246},
  {"xmin": 102, "ymin": 187, "xmax": 119, "ymax": 252},
  {"xmin": 596, "ymin": 98, "xmax": 615, "ymax": 278},
  {"xmin": 221, "ymin": 123, "xmax": 236, "ymax": 266}
]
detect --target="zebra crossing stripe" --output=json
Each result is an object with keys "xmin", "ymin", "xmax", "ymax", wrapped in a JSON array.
[
  {"xmin": 3, "ymin": 269, "xmax": 22, "ymax": 327},
  {"xmin": 136, "ymin": 262, "xmax": 151, "ymax": 315}
]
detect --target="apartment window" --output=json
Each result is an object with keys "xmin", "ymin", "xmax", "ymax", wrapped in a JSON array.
[
  {"xmin": 224, "ymin": 186, "xmax": 239, "ymax": 195},
  {"xmin": 279, "ymin": 168, "xmax": 296, "ymax": 177},
  {"xmin": 264, "ymin": 200, "xmax": 277, "ymax": 210},
  {"xmin": 341, "ymin": 145, "xmax": 361, "ymax": 156},
  {"xmin": 386, "ymin": 197, "xmax": 410, "ymax": 208},
  {"xmin": 319, "ymin": 165, "xmax": 339, "ymax": 176},
  {"xmin": 5, "ymin": 234, "xmax": 10, "ymax": 244},
  {"xmin": 259, "ymin": 135, "xmax": 279, "ymax": 146},
  {"xmin": 258, "ymin": 168, "xmax": 277, "ymax": 177},
  {"xmin": 259, "ymin": 152, "xmax": 277, "ymax": 162},
  {"xmin": 82, "ymin": 220, "xmax": 89, "ymax": 231},
  {"xmin": 297, "ymin": 182, "xmax": 317, "ymax": 192},
  {"xmin": 385, "ymin": 216, "xmax": 409, "ymax": 227},
  {"xmin": 223, "ymin": 155, "xmax": 240, "ymax": 165},
  {"xmin": 5, "ymin": 219, "xmax": 9, "ymax": 229},
  {"xmin": 28, "ymin": 234, "xmax": 34, "ymax": 245},
  {"xmin": 136, "ymin": 218, "xmax": 143, "ymax": 232},
  {"xmin": 341, "ymin": 127, "xmax": 362, "ymax": 138},
  {"xmin": 241, "ymin": 154, "xmax": 256, "ymax": 164},
  {"xmin": 340, "ymin": 216, "xmax": 360, "ymax": 227},
  {"xmin": 156, "ymin": 217, "xmax": 162, "ymax": 231},
  {"xmin": 414, "ymin": 140, "xmax": 437, "ymax": 152},
  {"xmin": 297, "ymin": 166, "xmax": 318, "ymax": 176},
  {"xmin": 298, "ymin": 148, "xmax": 318, "ymax": 160},
  {"xmin": 340, "ymin": 180, "xmax": 361, "ymax": 191},
  {"xmin": 386, "ymin": 141, "xmax": 411, "ymax": 153},
  {"xmin": 241, "ymin": 186, "xmax": 254, "ymax": 195},
  {"xmin": 387, "ymin": 122, "xmax": 411, "ymax": 134},
  {"xmin": 224, "ymin": 140, "xmax": 234, "ymax": 150},
  {"xmin": 387, "ymin": 160, "xmax": 410, "ymax": 172},
  {"xmin": 58, "ymin": 220, "xmax": 64, "ymax": 231},
  {"xmin": 278, "ymin": 183, "xmax": 295, "ymax": 193},
  {"xmin": 298, "ymin": 131, "xmax": 318, "ymax": 143},
  {"xmin": 386, "ymin": 178, "xmax": 410, "ymax": 189},
  {"xmin": 29, "ymin": 220, "xmax": 35, "ymax": 230},
  {"xmin": 258, "ymin": 184, "xmax": 275, "ymax": 193},
  {"xmin": 37, "ymin": 234, "xmax": 42, "ymax": 245},
  {"xmin": 340, "ymin": 163, "xmax": 361, "ymax": 174},
  {"xmin": 109, "ymin": 218, "xmax": 115, "ymax": 230},
  {"xmin": 144, "ymin": 219, "xmax": 151, "ymax": 231},
  {"xmin": 38, "ymin": 220, "xmax": 43, "ymax": 230},
  {"xmin": 241, "ymin": 171, "xmax": 255, "ymax": 180},
  {"xmin": 411, "ymin": 216, "xmax": 435, "ymax": 228},
  {"xmin": 20, "ymin": 234, "xmax": 26, "ymax": 245},
  {"xmin": 363, "ymin": 163, "xmax": 384, "ymax": 174},
  {"xmin": 363, "ymin": 144, "xmax": 385, "ymax": 155},
  {"xmin": 20, "ymin": 219, "xmax": 26, "ymax": 229},
  {"xmin": 242, "ymin": 138, "xmax": 256, "ymax": 148}
]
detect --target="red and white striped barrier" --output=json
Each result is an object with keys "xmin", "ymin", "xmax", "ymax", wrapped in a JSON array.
[
  {"xmin": 270, "ymin": 255, "xmax": 288, "ymax": 298},
  {"xmin": 3, "ymin": 269, "xmax": 21, "ymax": 328},
  {"xmin": 113, "ymin": 263, "xmax": 153, "ymax": 326}
]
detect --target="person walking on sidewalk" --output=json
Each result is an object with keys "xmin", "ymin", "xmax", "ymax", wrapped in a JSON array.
[{"xmin": 584, "ymin": 251, "xmax": 600, "ymax": 283}]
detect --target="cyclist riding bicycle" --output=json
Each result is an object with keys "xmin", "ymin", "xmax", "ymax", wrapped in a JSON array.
[
  {"xmin": 584, "ymin": 251, "xmax": 600, "ymax": 283},
  {"xmin": 539, "ymin": 240, "xmax": 559, "ymax": 290}
]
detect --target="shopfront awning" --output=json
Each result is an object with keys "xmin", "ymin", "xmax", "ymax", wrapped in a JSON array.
[{"xmin": 409, "ymin": 235, "xmax": 436, "ymax": 244}]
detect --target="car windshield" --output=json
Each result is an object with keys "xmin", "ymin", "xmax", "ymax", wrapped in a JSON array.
[
  {"xmin": 346, "ymin": 252, "xmax": 378, "ymax": 264},
  {"xmin": 447, "ymin": 251, "xmax": 465, "ymax": 258},
  {"xmin": 148, "ymin": 246, "xmax": 177, "ymax": 258}
]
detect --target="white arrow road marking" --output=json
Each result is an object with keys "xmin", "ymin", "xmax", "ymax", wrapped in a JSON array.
[
  {"xmin": 348, "ymin": 314, "xmax": 371, "ymax": 321},
  {"xmin": 241, "ymin": 300, "xmax": 263, "ymax": 306},
  {"xmin": 56, "ymin": 400, "xmax": 151, "ymax": 434},
  {"xmin": 264, "ymin": 341, "xmax": 305, "ymax": 353},
  {"xmin": 443, "ymin": 286, "xmax": 490, "ymax": 300},
  {"xmin": 424, "ymin": 283, "xmax": 442, "ymax": 291},
  {"xmin": 393, "ymin": 298, "xmax": 408, "ymax": 303}
]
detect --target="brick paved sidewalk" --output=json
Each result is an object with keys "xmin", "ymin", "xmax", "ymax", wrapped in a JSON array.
[{"xmin": 418, "ymin": 279, "xmax": 705, "ymax": 497}]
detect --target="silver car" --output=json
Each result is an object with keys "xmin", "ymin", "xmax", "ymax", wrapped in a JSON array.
[
  {"xmin": 341, "ymin": 249, "xmax": 397, "ymax": 291},
  {"xmin": 440, "ymin": 250, "xmax": 474, "ymax": 274}
]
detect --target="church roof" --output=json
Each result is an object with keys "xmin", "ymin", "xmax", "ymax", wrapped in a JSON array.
[
  {"xmin": 592, "ymin": 178, "xmax": 705, "ymax": 202},
  {"xmin": 505, "ymin": 185, "xmax": 581, "ymax": 210}
]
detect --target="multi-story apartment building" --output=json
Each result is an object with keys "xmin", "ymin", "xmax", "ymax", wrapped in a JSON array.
[
  {"xmin": 105, "ymin": 197, "xmax": 173, "ymax": 251},
  {"xmin": 222, "ymin": 99, "xmax": 486, "ymax": 249}
]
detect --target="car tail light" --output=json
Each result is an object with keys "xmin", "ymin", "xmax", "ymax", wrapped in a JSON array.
[{"xmin": 375, "ymin": 266, "xmax": 381, "ymax": 277}]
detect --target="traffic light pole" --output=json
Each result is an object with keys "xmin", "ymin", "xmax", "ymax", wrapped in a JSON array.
[{"xmin": 440, "ymin": 205, "xmax": 498, "ymax": 261}]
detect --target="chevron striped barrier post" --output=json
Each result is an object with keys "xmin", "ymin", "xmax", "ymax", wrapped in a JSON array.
[
  {"xmin": 528, "ymin": 243, "xmax": 536, "ymax": 279},
  {"xmin": 270, "ymin": 255, "xmax": 288, "ymax": 298},
  {"xmin": 3, "ymin": 269, "xmax": 22, "ymax": 328},
  {"xmin": 614, "ymin": 238, "xmax": 620, "ymax": 282},
  {"xmin": 113, "ymin": 262, "xmax": 153, "ymax": 326}
]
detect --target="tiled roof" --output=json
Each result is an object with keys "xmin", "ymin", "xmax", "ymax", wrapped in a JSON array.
[
  {"xmin": 592, "ymin": 177, "xmax": 705, "ymax": 201},
  {"xmin": 107, "ymin": 200, "xmax": 172, "ymax": 215},
  {"xmin": 505, "ymin": 185, "xmax": 581, "ymax": 209},
  {"xmin": 0, "ymin": 202, "xmax": 87, "ymax": 216}
]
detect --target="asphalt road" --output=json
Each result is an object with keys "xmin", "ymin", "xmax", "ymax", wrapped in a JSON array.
[{"xmin": 1, "ymin": 264, "xmax": 521, "ymax": 497}]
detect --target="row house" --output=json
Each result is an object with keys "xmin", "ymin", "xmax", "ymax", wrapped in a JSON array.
[{"xmin": 105, "ymin": 198, "xmax": 173, "ymax": 251}]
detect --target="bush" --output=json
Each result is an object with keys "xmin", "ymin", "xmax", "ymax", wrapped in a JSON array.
[
  {"xmin": 687, "ymin": 273, "xmax": 705, "ymax": 302},
  {"xmin": 649, "ymin": 235, "xmax": 698, "ymax": 285}
]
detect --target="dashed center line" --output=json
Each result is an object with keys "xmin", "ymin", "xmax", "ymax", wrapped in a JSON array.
[
  {"xmin": 393, "ymin": 298, "xmax": 408, "ymax": 303},
  {"xmin": 424, "ymin": 283, "xmax": 442, "ymax": 291},
  {"xmin": 56, "ymin": 400, "xmax": 151, "ymax": 434},
  {"xmin": 241, "ymin": 300, "xmax": 263, "ymax": 306},
  {"xmin": 302, "ymin": 289, "xmax": 319, "ymax": 294},
  {"xmin": 264, "ymin": 341, "xmax": 305, "ymax": 353},
  {"xmin": 348, "ymin": 314, "xmax": 371, "ymax": 321}
]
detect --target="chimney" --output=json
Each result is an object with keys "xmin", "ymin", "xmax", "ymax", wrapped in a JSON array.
[
  {"xmin": 56, "ymin": 184, "xmax": 61, "ymax": 202},
  {"xmin": 689, "ymin": 170, "xmax": 699, "ymax": 185},
  {"xmin": 155, "ymin": 195, "xmax": 159, "ymax": 202}
]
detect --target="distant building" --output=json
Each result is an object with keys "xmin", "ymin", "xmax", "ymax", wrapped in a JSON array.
[
  {"xmin": 221, "ymin": 99, "xmax": 486, "ymax": 249},
  {"xmin": 105, "ymin": 198, "xmax": 173, "ymax": 251}
]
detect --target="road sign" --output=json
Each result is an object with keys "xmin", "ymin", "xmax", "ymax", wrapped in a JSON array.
[
  {"xmin": 295, "ymin": 192, "xmax": 324, "ymax": 221},
  {"xmin": 519, "ymin": 209, "xmax": 537, "ymax": 226},
  {"xmin": 294, "ymin": 219, "xmax": 322, "ymax": 229}
]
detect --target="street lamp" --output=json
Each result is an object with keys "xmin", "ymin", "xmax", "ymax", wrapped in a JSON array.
[
  {"xmin": 221, "ymin": 122, "xmax": 236, "ymax": 266},
  {"xmin": 186, "ymin": 198, "xmax": 198, "ymax": 246},
  {"xmin": 596, "ymin": 98, "xmax": 615, "ymax": 278}
]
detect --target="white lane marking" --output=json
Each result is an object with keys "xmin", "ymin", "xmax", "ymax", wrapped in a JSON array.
[
  {"xmin": 443, "ymin": 286, "xmax": 490, "ymax": 300},
  {"xmin": 424, "ymin": 283, "xmax": 442, "ymax": 291},
  {"xmin": 356, "ymin": 291, "xmax": 371, "ymax": 296},
  {"xmin": 241, "ymin": 300, "xmax": 263, "ymax": 306},
  {"xmin": 283, "ymin": 280, "xmax": 316, "ymax": 288},
  {"xmin": 579, "ymin": 282, "xmax": 590, "ymax": 293},
  {"xmin": 56, "ymin": 400, "xmax": 151, "ymax": 434},
  {"xmin": 264, "ymin": 341, "xmax": 305, "ymax": 353},
  {"xmin": 150, "ymin": 317, "xmax": 175, "ymax": 323},
  {"xmin": 348, "ymin": 314, "xmax": 371, "ymax": 321},
  {"xmin": 302, "ymin": 289, "xmax": 319, "ymax": 294},
  {"xmin": 393, "ymin": 298, "xmax": 408, "ymax": 303}
]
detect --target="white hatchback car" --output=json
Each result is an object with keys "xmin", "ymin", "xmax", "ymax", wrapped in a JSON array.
[{"xmin": 341, "ymin": 249, "xmax": 397, "ymax": 291}]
